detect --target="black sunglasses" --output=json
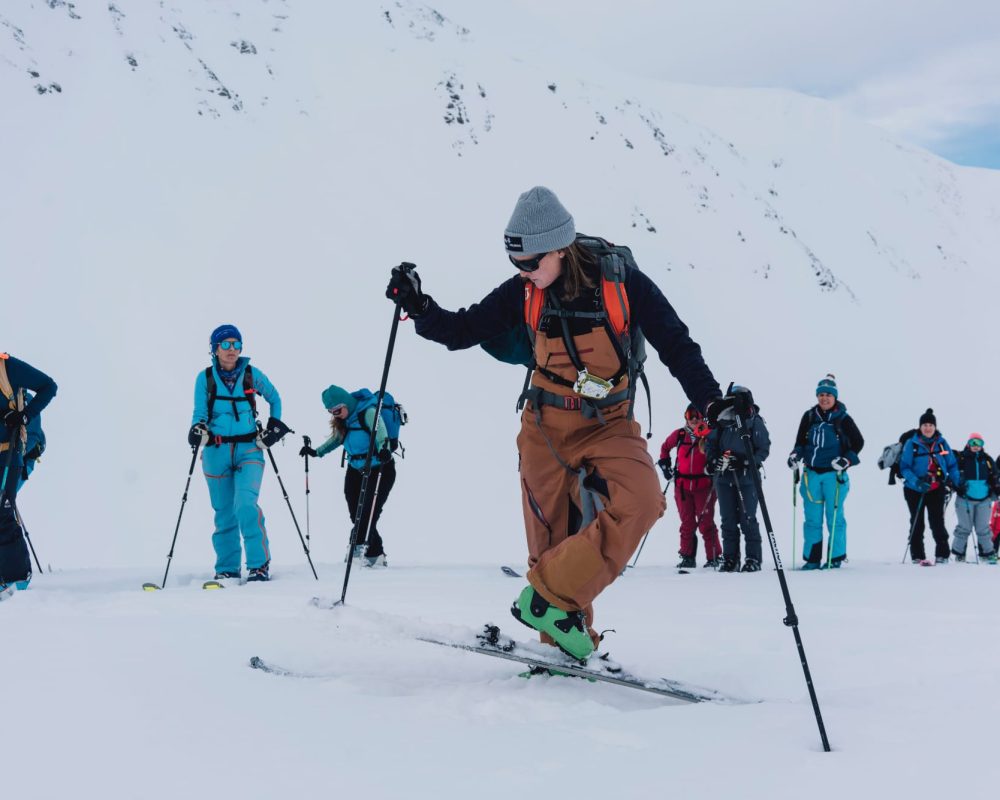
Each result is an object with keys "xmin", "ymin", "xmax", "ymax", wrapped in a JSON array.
[{"xmin": 509, "ymin": 252, "xmax": 549, "ymax": 272}]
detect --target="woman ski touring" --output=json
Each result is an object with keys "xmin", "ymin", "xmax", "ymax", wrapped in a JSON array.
[
  {"xmin": 0, "ymin": 352, "xmax": 57, "ymax": 594},
  {"xmin": 951, "ymin": 433, "xmax": 998, "ymax": 563},
  {"xmin": 658, "ymin": 404, "xmax": 721, "ymax": 568},
  {"xmin": 786, "ymin": 375, "xmax": 864, "ymax": 569},
  {"xmin": 385, "ymin": 186, "xmax": 721, "ymax": 660},
  {"xmin": 299, "ymin": 385, "xmax": 399, "ymax": 568},
  {"xmin": 899, "ymin": 409, "xmax": 960, "ymax": 564},
  {"xmin": 189, "ymin": 325, "xmax": 288, "ymax": 583}
]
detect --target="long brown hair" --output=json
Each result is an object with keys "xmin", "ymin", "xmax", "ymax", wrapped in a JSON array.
[
  {"xmin": 558, "ymin": 242, "xmax": 598, "ymax": 301},
  {"xmin": 329, "ymin": 415, "xmax": 346, "ymax": 439}
]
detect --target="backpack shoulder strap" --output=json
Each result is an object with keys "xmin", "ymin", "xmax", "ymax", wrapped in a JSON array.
[
  {"xmin": 204, "ymin": 366, "xmax": 216, "ymax": 422},
  {"xmin": 242, "ymin": 365, "xmax": 257, "ymax": 418}
]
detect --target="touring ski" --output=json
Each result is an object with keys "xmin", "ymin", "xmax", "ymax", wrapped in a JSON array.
[
  {"xmin": 500, "ymin": 565, "xmax": 522, "ymax": 578},
  {"xmin": 418, "ymin": 624, "xmax": 749, "ymax": 704}
]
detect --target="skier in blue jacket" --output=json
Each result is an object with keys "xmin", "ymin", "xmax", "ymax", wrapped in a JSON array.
[
  {"xmin": 189, "ymin": 325, "xmax": 288, "ymax": 582},
  {"xmin": 0, "ymin": 353, "xmax": 57, "ymax": 591},
  {"xmin": 787, "ymin": 375, "xmax": 864, "ymax": 569},
  {"xmin": 299, "ymin": 385, "xmax": 397, "ymax": 568},
  {"xmin": 899, "ymin": 408, "xmax": 960, "ymax": 564}
]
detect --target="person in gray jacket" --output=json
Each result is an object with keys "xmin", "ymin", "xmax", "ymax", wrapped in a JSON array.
[{"xmin": 704, "ymin": 386, "xmax": 771, "ymax": 572}]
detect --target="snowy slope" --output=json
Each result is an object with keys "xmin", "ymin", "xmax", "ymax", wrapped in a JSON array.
[{"xmin": 2, "ymin": 3, "xmax": 1000, "ymax": 796}]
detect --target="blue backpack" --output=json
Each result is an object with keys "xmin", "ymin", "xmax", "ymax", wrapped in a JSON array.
[{"xmin": 356, "ymin": 390, "xmax": 407, "ymax": 458}]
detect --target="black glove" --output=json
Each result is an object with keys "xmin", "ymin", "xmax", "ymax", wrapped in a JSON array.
[
  {"xmin": 728, "ymin": 453, "xmax": 746, "ymax": 470},
  {"xmin": 299, "ymin": 445, "xmax": 318, "ymax": 458},
  {"xmin": 188, "ymin": 423, "xmax": 208, "ymax": 447},
  {"xmin": 787, "ymin": 451, "xmax": 802, "ymax": 469},
  {"xmin": 915, "ymin": 479, "xmax": 931, "ymax": 493},
  {"xmin": 708, "ymin": 453, "xmax": 732, "ymax": 474},
  {"xmin": 944, "ymin": 477, "xmax": 958, "ymax": 493},
  {"xmin": 2, "ymin": 408, "xmax": 28, "ymax": 430},
  {"xmin": 657, "ymin": 458, "xmax": 673, "ymax": 481},
  {"xmin": 24, "ymin": 443, "xmax": 44, "ymax": 461},
  {"xmin": 386, "ymin": 263, "xmax": 428, "ymax": 317},
  {"xmin": 955, "ymin": 482, "xmax": 967, "ymax": 498},
  {"xmin": 831, "ymin": 456, "xmax": 850, "ymax": 472},
  {"xmin": 259, "ymin": 417, "xmax": 292, "ymax": 448}
]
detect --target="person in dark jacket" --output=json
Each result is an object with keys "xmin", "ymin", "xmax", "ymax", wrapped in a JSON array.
[
  {"xmin": 385, "ymin": 186, "xmax": 722, "ymax": 660},
  {"xmin": 704, "ymin": 386, "xmax": 770, "ymax": 572},
  {"xmin": 951, "ymin": 433, "xmax": 998, "ymax": 563},
  {"xmin": 787, "ymin": 374, "xmax": 864, "ymax": 569},
  {"xmin": 0, "ymin": 353, "xmax": 57, "ymax": 591},
  {"xmin": 899, "ymin": 408, "xmax": 960, "ymax": 564},
  {"xmin": 658, "ymin": 403, "xmax": 721, "ymax": 568}
]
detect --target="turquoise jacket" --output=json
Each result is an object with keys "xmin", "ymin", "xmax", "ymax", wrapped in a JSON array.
[
  {"xmin": 191, "ymin": 357, "xmax": 281, "ymax": 437},
  {"xmin": 315, "ymin": 402, "xmax": 388, "ymax": 470}
]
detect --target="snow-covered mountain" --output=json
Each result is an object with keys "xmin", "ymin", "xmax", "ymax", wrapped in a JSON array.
[{"xmin": 4, "ymin": 0, "xmax": 999, "ymax": 569}]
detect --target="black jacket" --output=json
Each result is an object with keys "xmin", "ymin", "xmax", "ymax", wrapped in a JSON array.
[{"xmin": 413, "ymin": 259, "xmax": 721, "ymax": 410}]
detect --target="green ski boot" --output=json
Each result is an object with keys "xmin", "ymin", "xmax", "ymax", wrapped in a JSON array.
[{"xmin": 510, "ymin": 585, "xmax": 595, "ymax": 661}]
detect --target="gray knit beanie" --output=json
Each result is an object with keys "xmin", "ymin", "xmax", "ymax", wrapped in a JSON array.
[{"xmin": 503, "ymin": 186, "xmax": 576, "ymax": 255}]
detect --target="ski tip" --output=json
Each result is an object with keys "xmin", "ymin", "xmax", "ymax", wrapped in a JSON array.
[
  {"xmin": 141, "ymin": 583, "xmax": 161, "ymax": 591},
  {"xmin": 202, "ymin": 581, "xmax": 225, "ymax": 590},
  {"xmin": 500, "ymin": 566, "xmax": 522, "ymax": 578}
]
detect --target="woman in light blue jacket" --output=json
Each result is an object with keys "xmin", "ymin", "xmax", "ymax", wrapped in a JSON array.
[{"xmin": 189, "ymin": 325, "xmax": 287, "ymax": 582}]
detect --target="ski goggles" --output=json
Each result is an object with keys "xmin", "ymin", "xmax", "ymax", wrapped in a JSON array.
[
  {"xmin": 217, "ymin": 340, "xmax": 242, "ymax": 351},
  {"xmin": 509, "ymin": 252, "xmax": 549, "ymax": 272},
  {"xmin": 969, "ymin": 438, "xmax": 984, "ymax": 447}
]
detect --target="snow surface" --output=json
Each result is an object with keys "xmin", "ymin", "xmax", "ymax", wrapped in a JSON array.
[{"xmin": 1, "ymin": 2, "xmax": 999, "ymax": 796}]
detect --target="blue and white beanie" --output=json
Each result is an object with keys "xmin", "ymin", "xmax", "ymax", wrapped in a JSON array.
[
  {"xmin": 210, "ymin": 324, "xmax": 242, "ymax": 352},
  {"xmin": 816, "ymin": 374, "xmax": 838, "ymax": 400}
]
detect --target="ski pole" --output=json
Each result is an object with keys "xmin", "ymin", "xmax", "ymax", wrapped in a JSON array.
[
  {"xmin": 901, "ymin": 492, "xmax": 926, "ymax": 564},
  {"xmin": 303, "ymin": 434, "xmax": 312, "ymax": 550},
  {"xmin": 732, "ymin": 402, "xmax": 831, "ymax": 752},
  {"xmin": 629, "ymin": 476, "xmax": 672, "ymax": 569},
  {"xmin": 359, "ymin": 467, "xmax": 385, "ymax": 561},
  {"xmin": 12, "ymin": 505, "xmax": 43, "ymax": 574},
  {"xmin": 827, "ymin": 475, "xmax": 844, "ymax": 569},
  {"xmin": 792, "ymin": 466, "xmax": 800, "ymax": 571},
  {"xmin": 144, "ymin": 440, "xmax": 201, "ymax": 590},
  {"xmin": 336, "ymin": 289, "xmax": 405, "ymax": 607},
  {"xmin": 260, "ymin": 431, "xmax": 318, "ymax": 580}
]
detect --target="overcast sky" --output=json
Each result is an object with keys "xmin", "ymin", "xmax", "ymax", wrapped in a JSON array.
[{"xmin": 491, "ymin": 0, "xmax": 1000, "ymax": 169}]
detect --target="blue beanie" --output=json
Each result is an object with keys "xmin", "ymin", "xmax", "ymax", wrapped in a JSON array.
[
  {"xmin": 210, "ymin": 324, "xmax": 242, "ymax": 352},
  {"xmin": 816, "ymin": 373, "xmax": 838, "ymax": 399},
  {"xmin": 321, "ymin": 385, "xmax": 358, "ymax": 415}
]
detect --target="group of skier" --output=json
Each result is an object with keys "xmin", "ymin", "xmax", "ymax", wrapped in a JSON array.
[
  {"xmin": 184, "ymin": 324, "xmax": 402, "ymax": 584},
  {"xmin": 5, "ymin": 185, "xmax": 995, "ymax": 665}
]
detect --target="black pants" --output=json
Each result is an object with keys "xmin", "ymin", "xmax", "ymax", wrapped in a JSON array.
[
  {"xmin": 904, "ymin": 486, "xmax": 950, "ymax": 560},
  {"xmin": 343, "ymin": 459, "xmax": 396, "ymax": 557},
  {"xmin": 714, "ymin": 470, "xmax": 762, "ymax": 563},
  {"xmin": 0, "ymin": 453, "xmax": 30, "ymax": 585}
]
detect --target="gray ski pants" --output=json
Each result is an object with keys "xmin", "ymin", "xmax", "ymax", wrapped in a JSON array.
[{"xmin": 952, "ymin": 498, "xmax": 995, "ymax": 557}]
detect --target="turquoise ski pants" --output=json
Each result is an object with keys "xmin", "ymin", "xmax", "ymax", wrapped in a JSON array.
[
  {"xmin": 800, "ymin": 469, "xmax": 849, "ymax": 564},
  {"xmin": 202, "ymin": 441, "xmax": 270, "ymax": 574}
]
